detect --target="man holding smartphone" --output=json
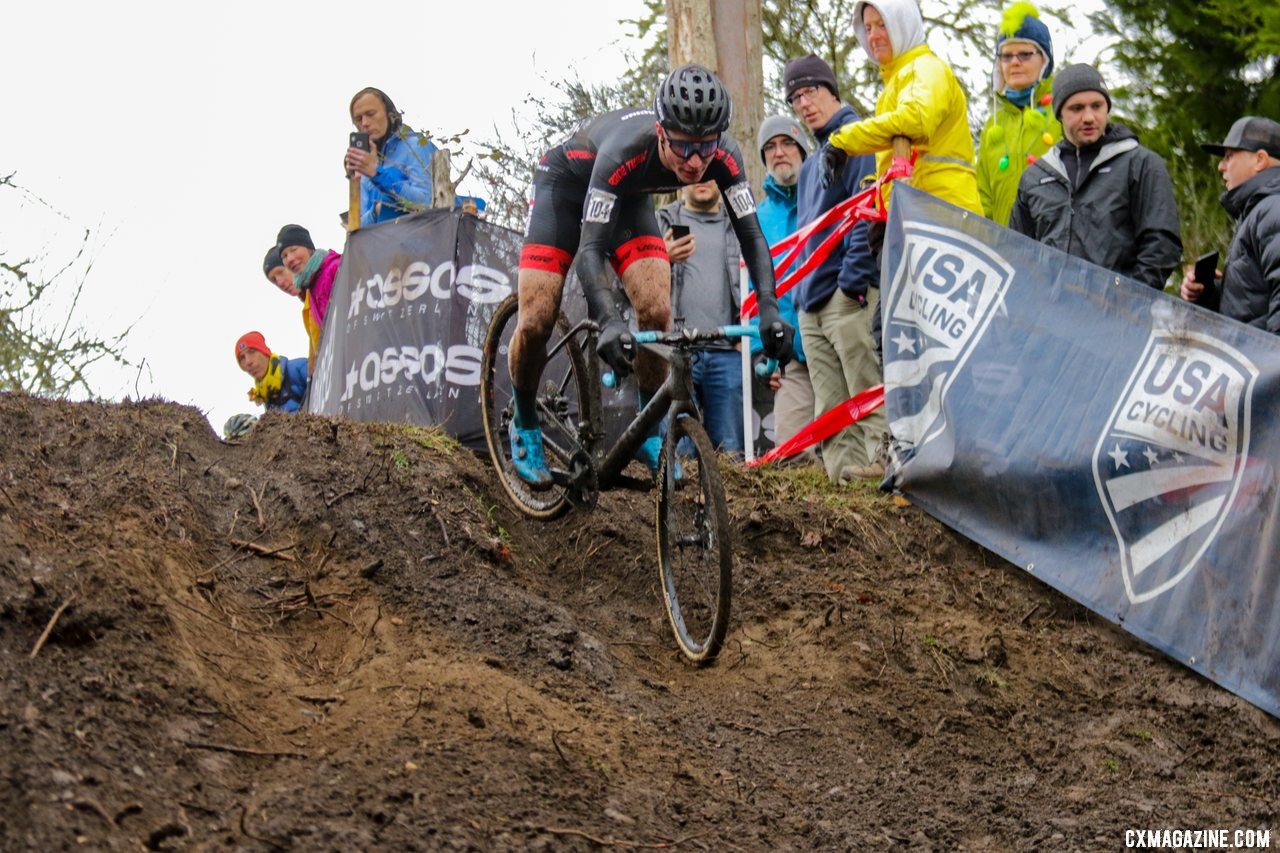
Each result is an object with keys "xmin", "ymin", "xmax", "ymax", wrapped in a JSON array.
[
  {"xmin": 1180, "ymin": 116, "xmax": 1280, "ymax": 332},
  {"xmin": 658, "ymin": 181, "xmax": 746, "ymax": 457},
  {"xmin": 345, "ymin": 87, "xmax": 439, "ymax": 226}
]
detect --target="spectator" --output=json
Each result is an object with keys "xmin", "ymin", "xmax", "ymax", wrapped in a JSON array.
[
  {"xmin": 1009, "ymin": 64, "xmax": 1182, "ymax": 290},
  {"xmin": 754, "ymin": 115, "xmax": 816, "ymax": 457},
  {"xmin": 263, "ymin": 244, "xmax": 315, "ymax": 366},
  {"xmin": 263, "ymin": 245, "xmax": 299, "ymax": 298},
  {"xmin": 823, "ymin": 0, "xmax": 983, "ymax": 216},
  {"xmin": 235, "ymin": 331, "xmax": 309, "ymax": 414},
  {"xmin": 276, "ymin": 224, "xmax": 342, "ymax": 367},
  {"xmin": 346, "ymin": 87, "xmax": 438, "ymax": 227},
  {"xmin": 976, "ymin": 2, "xmax": 1061, "ymax": 225},
  {"xmin": 783, "ymin": 54, "xmax": 885, "ymax": 483},
  {"xmin": 1180, "ymin": 116, "xmax": 1280, "ymax": 330},
  {"xmin": 658, "ymin": 181, "xmax": 746, "ymax": 456}
]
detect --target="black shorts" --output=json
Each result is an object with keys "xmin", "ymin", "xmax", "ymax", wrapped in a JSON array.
[{"xmin": 520, "ymin": 151, "xmax": 666, "ymax": 277}]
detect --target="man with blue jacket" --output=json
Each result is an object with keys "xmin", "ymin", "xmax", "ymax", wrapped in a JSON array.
[
  {"xmin": 784, "ymin": 55, "xmax": 884, "ymax": 483},
  {"xmin": 345, "ymin": 87, "xmax": 438, "ymax": 227},
  {"xmin": 754, "ymin": 115, "xmax": 816, "ymax": 456}
]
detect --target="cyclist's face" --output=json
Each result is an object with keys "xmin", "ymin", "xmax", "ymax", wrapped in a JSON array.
[{"xmin": 659, "ymin": 124, "xmax": 719, "ymax": 184}]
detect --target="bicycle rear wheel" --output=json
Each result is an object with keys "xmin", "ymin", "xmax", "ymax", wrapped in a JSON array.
[
  {"xmin": 480, "ymin": 293, "xmax": 591, "ymax": 520},
  {"xmin": 656, "ymin": 415, "xmax": 732, "ymax": 664}
]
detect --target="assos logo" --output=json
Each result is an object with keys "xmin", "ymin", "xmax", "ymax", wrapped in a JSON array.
[
  {"xmin": 882, "ymin": 222, "xmax": 1014, "ymax": 449},
  {"xmin": 341, "ymin": 344, "xmax": 482, "ymax": 404},
  {"xmin": 1092, "ymin": 331, "xmax": 1257, "ymax": 603},
  {"xmin": 347, "ymin": 260, "xmax": 510, "ymax": 320}
]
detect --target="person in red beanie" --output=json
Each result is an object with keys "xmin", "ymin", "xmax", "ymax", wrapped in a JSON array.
[{"xmin": 234, "ymin": 331, "xmax": 310, "ymax": 414}]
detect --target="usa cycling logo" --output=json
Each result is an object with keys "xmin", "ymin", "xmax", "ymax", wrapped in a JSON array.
[
  {"xmin": 882, "ymin": 222, "xmax": 1014, "ymax": 449},
  {"xmin": 1092, "ymin": 332, "xmax": 1257, "ymax": 603}
]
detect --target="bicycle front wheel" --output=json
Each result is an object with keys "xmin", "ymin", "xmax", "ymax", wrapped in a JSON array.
[
  {"xmin": 656, "ymin": 415, "xmax": 732, "ymax": 664},
  {"xmin": 480, "ymin": 293, "xmax": 590, "ymax": 520}
]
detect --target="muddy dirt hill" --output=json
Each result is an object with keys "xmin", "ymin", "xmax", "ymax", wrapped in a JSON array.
[{"xmin": 1, "ymin": 394, "xmax": 1276, "ymax": 851}]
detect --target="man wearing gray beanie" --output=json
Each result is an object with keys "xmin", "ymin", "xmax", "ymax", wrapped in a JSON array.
[{"xmin": 1009, "ymin": 63, "xmax": 1181, "ymax": 290}]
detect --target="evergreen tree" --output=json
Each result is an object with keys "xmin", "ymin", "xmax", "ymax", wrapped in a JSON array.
[{"xmin": 1089, "ymin": 0, "xmax": 1279, "ymax": 258}]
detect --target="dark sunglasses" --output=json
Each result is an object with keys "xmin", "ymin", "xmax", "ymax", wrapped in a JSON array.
[{"xmin": 664, "ymin": 132, "xmax": 720, "ymax": 161}]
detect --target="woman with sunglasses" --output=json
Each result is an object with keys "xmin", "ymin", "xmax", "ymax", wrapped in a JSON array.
[
  {"xmin": 505, "ymin": 64, "xmax": 794, "ymax": 488},
  {"xmin": 975, "ymin": 3, "xmax": 1062, "ymax": 225}
]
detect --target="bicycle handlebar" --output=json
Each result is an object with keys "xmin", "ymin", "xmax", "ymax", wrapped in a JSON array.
[{"xmin": 602, "ymin": 325, "xmax": 776, "ymax": 388}]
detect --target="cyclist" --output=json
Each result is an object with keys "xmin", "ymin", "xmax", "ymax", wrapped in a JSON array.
[{"xmin": 508, "ymin": 63, "xmax": 795, "ymax": 487}]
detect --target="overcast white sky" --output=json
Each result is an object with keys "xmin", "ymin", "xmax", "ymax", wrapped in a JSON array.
[
  {"xmin": 4, "ymin": 1, "xmax": 1107, "ymax": 435},
  {"xmin": 3, "ymin": 1, "xmax": 649, "ymax": 433}
]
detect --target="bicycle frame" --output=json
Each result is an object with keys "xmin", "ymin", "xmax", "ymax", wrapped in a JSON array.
[{"xmin": 544, "ymin": 320, "xmax": 760, "ymax": 493}]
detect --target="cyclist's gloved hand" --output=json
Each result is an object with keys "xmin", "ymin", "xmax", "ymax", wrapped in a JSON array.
[
  {"xmin": 597, "ymin": 319, "xmax": 636, "ymax": 378},
  {"xmin": 819, "ymin": 141, "xmax": 848, "ymax": 189},
  {"xmin": 757, "ymin": 309, "xmax": 795, "ymax": 365}
]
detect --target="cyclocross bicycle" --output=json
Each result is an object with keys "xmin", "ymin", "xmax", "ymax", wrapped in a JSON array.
[{"xmin": 480, "ymin": 294, "xmax": 768, "ymax": 664}]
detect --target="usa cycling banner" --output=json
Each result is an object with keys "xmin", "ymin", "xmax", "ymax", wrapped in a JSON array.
[
  {"xmin": 307, "ymin": 209, "xmax": 517, "ymax": 448},
  {"xmin": 883, "ymin": 184, "xmax": 1280, "ymax": 718}
]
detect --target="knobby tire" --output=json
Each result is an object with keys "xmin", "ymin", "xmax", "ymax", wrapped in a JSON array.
[
  {"xmin": 656, "ymin": 416, "xmax": 732, "ymax": 664},
  {"xmin": 480, "ymin": 293, "xmax": 589, "ymax": 520}
]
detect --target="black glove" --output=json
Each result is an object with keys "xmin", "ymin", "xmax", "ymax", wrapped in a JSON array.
[
  {"xmin": 819, "ymin": 141, "xmax": 848, "ymax": 189},
  {"xmin": 757, "ymin": 310, "xmax": 795, "ymax": 364},
  {"xmin": 597, "ymin": 320, "xmax": 636, "ymax": 378}
]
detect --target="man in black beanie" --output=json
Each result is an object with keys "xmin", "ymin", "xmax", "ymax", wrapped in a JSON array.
[
  {"xmin": 1009, "ymin": 63, "xmax": 1181, "ymax": 290},
  {"xmin": 263, "ymin": 245, "xmax": 299, "ymax": 298},
  {"xmin": 781, "ymin": 53, "xmax": 885, "ymax": 484},
  {"xmin": 274, "ymin": 223, "xmax": 342, "ymax": 370}
]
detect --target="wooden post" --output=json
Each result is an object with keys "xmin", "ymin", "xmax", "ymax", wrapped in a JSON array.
[
  {"xmin": 348, "ymin": 177, "xmax": 361, "ymax": 233},
  {"xmin": 667, "ymin": 0, "xmax": 765, "ymax": 192},
  {"xmin": 710, "ymin": 0, "xmax": 764, "ymax": 193},
  {"xmin": 431, "ymin": 149, "xmax": 455, "ymax": 209},
  {"xmin": 892, "ymin": 136, "xmax": 912, "ymax": 182}
]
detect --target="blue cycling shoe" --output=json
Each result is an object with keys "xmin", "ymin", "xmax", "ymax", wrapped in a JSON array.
[
  {"xmin": 638, "ymin": 434, "xmax": 682, "ymax": 481},
  {"xmin": 510, "ymin": 426, "xmax": 554, "ymax": 489},
  {"xmin": 638, "ymin": 434, "xmax": 663, "ymax": 475}
]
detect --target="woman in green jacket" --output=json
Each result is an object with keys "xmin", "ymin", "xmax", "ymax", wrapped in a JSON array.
[{"xmin": 976, "ymin": 2, "xmax": 1061, "ymax": 225}]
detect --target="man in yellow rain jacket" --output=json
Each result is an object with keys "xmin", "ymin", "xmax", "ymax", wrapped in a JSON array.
[{"xmin": 821, "ymin": 0, "xmax": 983, "ymax": 217}]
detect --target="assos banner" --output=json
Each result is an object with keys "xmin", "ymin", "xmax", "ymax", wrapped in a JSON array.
[
  {"xmin": 307, "ymin": 209, "xmax": 518, "ymax": 447},
  {"xmin": 308, "ymin": 207, "xmax": 780, "ymax": 457},
  {"xmin": 882, "ymin": 184, "xmax": 1280, "ymax": 718}
]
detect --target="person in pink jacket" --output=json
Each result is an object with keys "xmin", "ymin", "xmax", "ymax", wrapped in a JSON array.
[{"xmin": 275, "ymin": 223, "xmax": 342, "ymax": 366}]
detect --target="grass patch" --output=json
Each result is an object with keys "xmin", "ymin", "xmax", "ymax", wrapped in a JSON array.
[
  {"xmin": 371, "ymin": 422, "xmax": 459, "ymax": 456},
  {"xmin": 976, "ymin": 669, "xmax": 1007, "ymax": 691}
]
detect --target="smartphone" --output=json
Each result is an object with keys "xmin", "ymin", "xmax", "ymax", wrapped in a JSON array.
[
  {"xmin": 1193, "ymin": 250, "xmax": 1219, "ymax": 285},
  {"xmin": 670, "ymin": 224, "xmax": 691, "ymax": 239},
  {"xmin": 350, "ymin": 131, "xmax": 371, "ymax": 151}
]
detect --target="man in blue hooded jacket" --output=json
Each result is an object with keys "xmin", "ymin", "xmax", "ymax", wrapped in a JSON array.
[
  {"xmin": 754, "ymin": 115, "xmax": 817, "ymax": 455},
  {"xmin": 784, "ymin": 55, "xmax": 884, "ymax": 483}
]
